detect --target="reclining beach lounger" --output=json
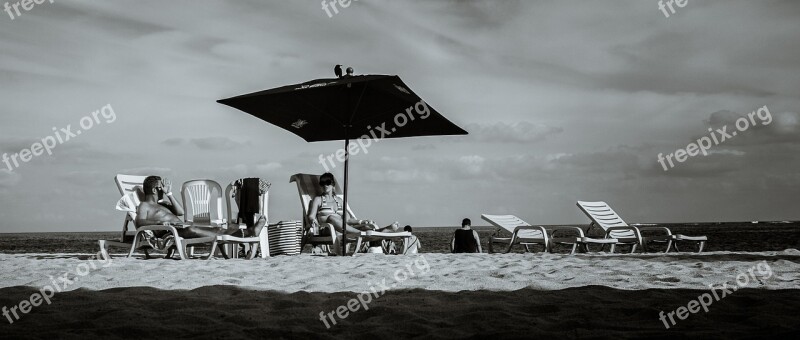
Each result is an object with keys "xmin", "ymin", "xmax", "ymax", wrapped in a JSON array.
[
  {"xmin": 577, "ymin": 201, "xmax": 707, "ymax": 253},
  {"xmin": 290, "ymin": 173, "xmax": 411, "ymax": 256},
  {"xmin": 481, "ymin": 214, "xmax": 617, "ymax": 254},
  {"xmin": 98, "ymin": 174, "xmax": 216, "ymax": 260}
]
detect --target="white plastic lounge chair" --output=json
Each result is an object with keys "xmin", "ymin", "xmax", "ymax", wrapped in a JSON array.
[
  {"xmin": 290, "ymin": 173, "xmax": 411, "ymax": 256},
  {"xmin": 98, "ymin": 174, "xmax": 217, "ymax": 260},
  {"xmin": 481, "ymin": 214, "xmax": 617, "ymax": 254},
  {"xmin": 577, "ymin": 201, "xmax": 707, "ymax": 253},
  {"xmin": 207, "ymin": 180, "xmax": 271, "ymax": 259}
]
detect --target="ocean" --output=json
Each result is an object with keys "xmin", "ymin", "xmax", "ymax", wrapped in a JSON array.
[{"xmin": 1, "ymin": 222, "xmax": 798, "ymax": 254}]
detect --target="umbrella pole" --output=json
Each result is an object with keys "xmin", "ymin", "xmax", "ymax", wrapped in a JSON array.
[{"xmin": 342, "ymin": 137, "xmax": 349, "ymax": 256}]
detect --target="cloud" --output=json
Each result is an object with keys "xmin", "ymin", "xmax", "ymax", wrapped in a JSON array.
[
  {"xmin": 117, "ymin": 167, "xmax": 174, "ymax": 177},
  {"xmin": 411, "ymin": 144, "xmax": 436, "ymax": 151},
  {"xmin": 0, "ymin": 169, "xmax": 21, "ymax": 189},
  {"xmin": 457, "ymin": 121, "xmax": 563, "ymax": 143},
  {"xmin": 161, "ymin": 138, "xmax": 185, "ymax": 146},
  {"xmin": 57, "ymin": 171, "xmax": 107, "ymax": 187},
  {"xmin": 255, "ymin": 162, "xmax": 282, "ymax": 172},
  {"xmin": 700, "ymin": 108, "xmax": 800, "ymax": 146},
  {"xmin": 161, "ymin": 137, "xmax": 249, "ymax": 150}
]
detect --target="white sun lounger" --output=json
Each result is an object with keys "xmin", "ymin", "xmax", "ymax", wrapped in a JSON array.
[
  {"xmin": 481, "ymin": 214, "xmax": 617, "ymax": 254},
  {"xmin": 98, "ymin": 174, "xmax": 216, "ymax": 260},
  {"xmin": 577, "ymin": 201, "xmax": 707, "ymax": 253},
  {"xmin": 290, "ymin": 173, "xmax": 411, "ymax": 256}
]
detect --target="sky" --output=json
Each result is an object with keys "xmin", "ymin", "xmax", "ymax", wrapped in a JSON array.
[{"xmin": 0, "ymin": 0, "xmax": 799, "ymax": 233}]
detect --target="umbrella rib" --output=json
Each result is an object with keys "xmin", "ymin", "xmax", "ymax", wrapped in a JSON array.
[
  {"xmin": 347, "ymin": 83, "xmax": 369, "ymax": 126},
  {"xmin": 295, "ymin": 92, "xmax": 346, "ymax": 127},
  {"xmin": 349, "ymin": 82, "xmax": 413, "ymax": 126}
]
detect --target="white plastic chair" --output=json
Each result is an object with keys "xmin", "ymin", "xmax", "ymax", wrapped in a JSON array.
[{"xmin": 181, "ymin": 180, "xmax": 224, "ymax": 226}]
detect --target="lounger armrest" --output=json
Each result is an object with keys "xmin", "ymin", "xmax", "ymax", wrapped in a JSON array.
[
  {"xmin": 512, "ymin": 225, "xmax": 548, "ymax": 235},
  {"xmin": 605, "ymin": 226, "xmax": 642, "ymax": 240},
  {"xmin": 137, "ymin": 224, "xmax": 181, "ymax": 232},
  {"xmin": 511, "ymin": 226, "xmax": 549, "ymax": 243},
  {"xmin": 545, "ymin": 226, "xmax": 586, "ymax": 238},
  {"xmin": 637, "ymin": 226, "xmax": 673, "ymax": 236}
]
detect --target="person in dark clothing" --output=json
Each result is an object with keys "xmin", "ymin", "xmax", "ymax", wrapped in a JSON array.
[{"xmin": 451, "ymin": 218, "xmax": 482, "ymax": 253}]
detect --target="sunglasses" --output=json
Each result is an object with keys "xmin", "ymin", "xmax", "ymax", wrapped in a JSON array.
[{"xmin": 319, "ymin": 179, "xmax": 334, "ymax": 187}]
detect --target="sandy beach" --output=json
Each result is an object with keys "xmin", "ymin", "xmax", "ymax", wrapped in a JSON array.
[{"xmin": 1, "ymin": 251, "xmax": 799, "ymax": 339}]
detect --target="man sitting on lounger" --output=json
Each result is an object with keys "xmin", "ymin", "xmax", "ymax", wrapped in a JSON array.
[{"xmin": 136, "ymin": 176, "xmax": 245, "ymax": 247}]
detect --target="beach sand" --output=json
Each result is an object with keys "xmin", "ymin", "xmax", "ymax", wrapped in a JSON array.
[{"xmin": 0, "ymin": 251, "xmax": 799, "ymax": 338}]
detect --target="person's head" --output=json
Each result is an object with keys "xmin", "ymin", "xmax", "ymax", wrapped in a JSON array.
[
  {"xmin": 319, "ymin": 173, "xmax": 335, "ymax": 194},
  {"xmin": 143, "ymin": 175, "xmax": 164, "ymax": 199},
  {"xmin": 462, "ymin": 218, "xmax": 471, "ymax": 228},
  {"xmin": 404, "ymin": 225, "xmax": 412, "ymax": 232}
]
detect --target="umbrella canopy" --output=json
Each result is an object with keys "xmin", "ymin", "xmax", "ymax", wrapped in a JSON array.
[
  {"xmin": 217, "ymin": 74, "xmax": 467, "ymax": 255},
  {"xmin": 217, "ymin": 74, "xmax": 467, "ymax": 141}
]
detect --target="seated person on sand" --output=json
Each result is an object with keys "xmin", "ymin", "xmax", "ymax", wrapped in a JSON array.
[
  {"xmin": 403, "ymin": 225, "xmax": 421, "ymax": 254},
  {"xmin": 135, "ymin": 176, "xmax": 253, "ymax": 251},
  {"xmin": 451, "ymin": 218, "xmax": 482, "ymax": 253},
  {"xmin": 307, "ymin": 172, "xmax": 399, "ymax": 255}
]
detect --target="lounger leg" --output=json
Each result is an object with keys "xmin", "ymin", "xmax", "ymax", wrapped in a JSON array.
[
  {"xmin": 609, "ymin": 243, "xmax": 616, "ymax": 254},
  {"xmin": 259, "ymin": 229, "xmax": 270, "ymax": 258},
  {"xmin": 664, "ymin": 240, "xmax": 673, "ymax": 253},
  {"xmin": 697, "ymin": 241, "xmax": 705, "ymax": 253},
  {"xmin": 246, "ymin": 243, "xmax": 259, "ymax": 260},
  {"xmin": 98, "ymin": 240, "xmax": 110, "ymax": 261},
  {"xmin": 630, "ymin": 244, "xmax": 637, "ymax": 253},
  {"xmin": 488, "ymin": 238, "xmax": 494, "ymax": 253},
  {"xmin": 129, "ymin": 231, "xmax": 143, "ymax": 258},
  {"xmin": 353, "ymin": 237, "xmax": 364, "ymax": 256},
  {"xmin": 206, "ymin": 240, "xmax": 216, "ymax": 260},
  {"xmin": 569, "ymin": 243, "xmax": 577, "ymax": 255},
  {"xmin": 174, "ymin": 238, "xmax": 187, "ymax": 260}
]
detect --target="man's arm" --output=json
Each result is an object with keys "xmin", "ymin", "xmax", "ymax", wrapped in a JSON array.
[
  {"xmin": 161, "ymin": 193, "xmax": 184, "ymax": 217},
  {"xmin": 160, "ymin": 178, "xmax": 184, "ymax": 217},
  {"xmin": 450, "ymin": 232, "xmax": 456, "ymax": 253}
]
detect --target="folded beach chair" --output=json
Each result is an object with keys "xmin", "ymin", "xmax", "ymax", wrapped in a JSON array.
[
  {"xmin": 481, "ymin": 214, "xmax": 617, "ymax": 254},
  {"xmin": 577, "ymin": 201, "xmax": 707, "ymax": 253},
  {"xmin": 290, "ymin": 173, "xmax": 411, "ymax": 256},
  {"xmin": 98, "ymin": 174, "xmax": 217, "ymax": 260},
  {"xmin": 207, "ymin": 179, "xmax": 271, "ymax": 259}
]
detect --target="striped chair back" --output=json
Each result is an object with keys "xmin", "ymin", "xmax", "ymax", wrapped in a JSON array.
[{"xmin": 576, "ymin": 201, "xmax": 635, "ymax": 239}]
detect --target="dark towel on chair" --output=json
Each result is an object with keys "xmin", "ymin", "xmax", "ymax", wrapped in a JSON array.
[{"xmin": 238, "ymin": 178, "xmax": 260, "ymax": 227}]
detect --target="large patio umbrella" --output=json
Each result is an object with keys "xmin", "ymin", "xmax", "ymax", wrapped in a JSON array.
[{"xmin": 217, "ymin": 74, "xmax": 467, "ymax": 255}]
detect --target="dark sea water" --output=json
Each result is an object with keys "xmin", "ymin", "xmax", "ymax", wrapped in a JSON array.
[{"xmin": 0, "ymin": 222, "xmax": 798, "ymax": 254}]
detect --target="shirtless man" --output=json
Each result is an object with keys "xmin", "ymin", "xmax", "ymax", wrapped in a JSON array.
[{"xmin": 136, "ymin": 176, "xmax": 221, "ymax": 240}]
